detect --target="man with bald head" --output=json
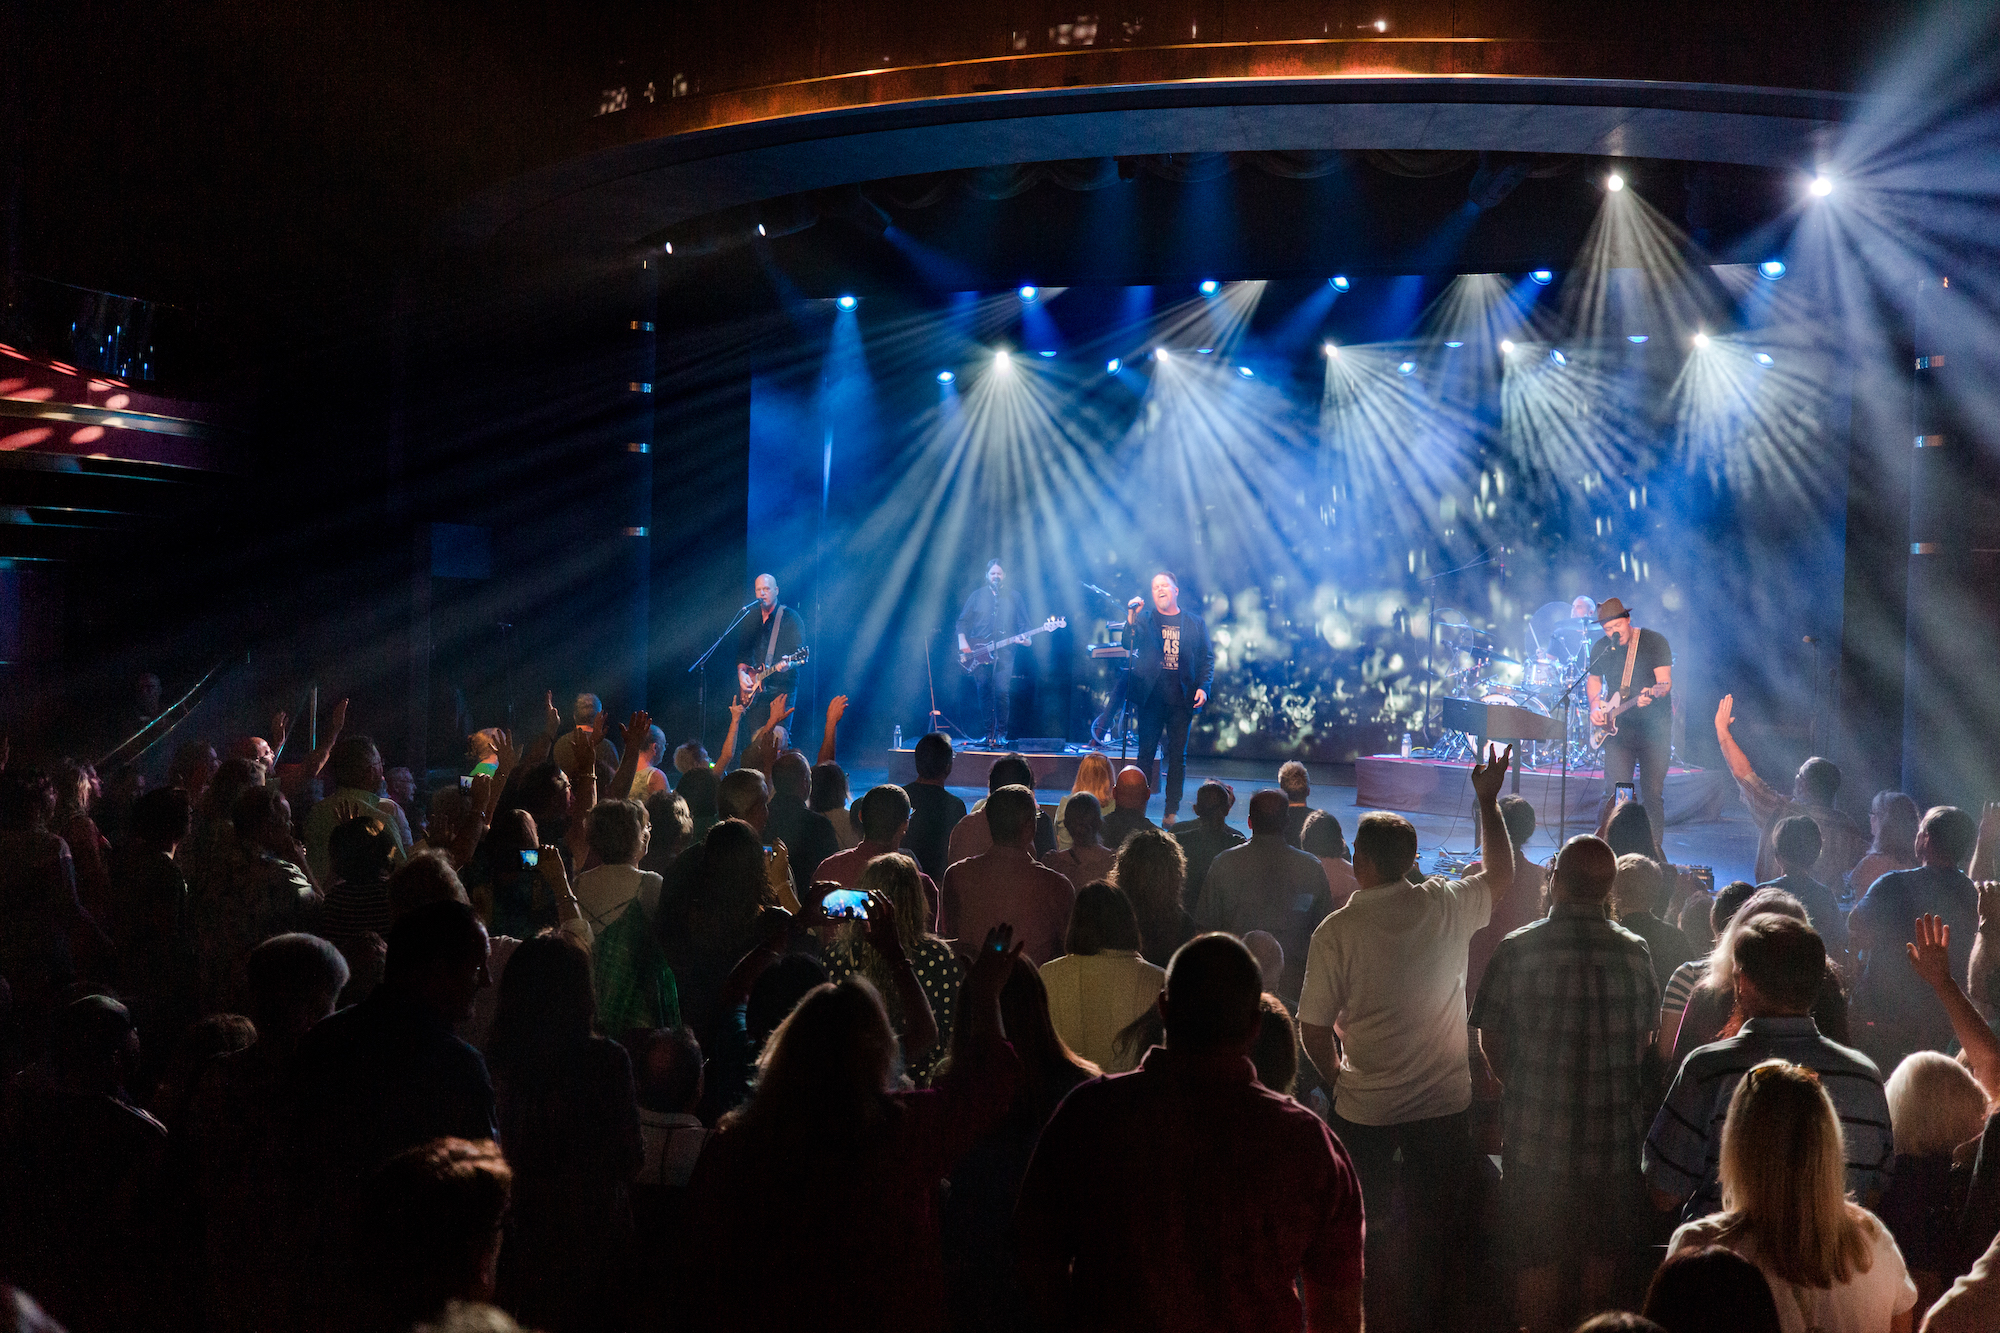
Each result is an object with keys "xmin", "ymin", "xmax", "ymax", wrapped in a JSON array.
[
  {"xmin": 1100, "ymin": 765, "xmax": 1159, "ymax": 852},
  {"xmin": 1470, "ymin": 835, "xmax": 1660, "ymax": 1333},
  {"xmin": 735, "ymin": 573, "xmax": 805, "ymax": 704},
  {"xmin": 1194, "ymin": 789, "xmax": 1333, "ymax": 1004}
]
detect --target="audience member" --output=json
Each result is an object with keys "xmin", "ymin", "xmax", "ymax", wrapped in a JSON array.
[
  {"xmin": 1573, "ymin": 1316, "xmax": 1667, "ymax": 1333},
  {"xmin": 487, "ymin": 934, "xmax": 642, "ymax": 1332},
  {"xmin": 1664, "ymin": 1060, "xmax": 1917, "ymax": 1333},
  {"xmin": 1850, "ymin": 805, "xmax": 1979, "ymax": 1067},
  {"xmin": 942, "ymin": 786, "xmax": 1076, "ymax": 965},
  {"xmin": 1172, "ymin": 779, "xmax": 1245, "ymax": 905},
  {"xmin": 322, "ymin": 813, "xmax": 400, "ymax": 998},
  {"xmin": 1250, "ymin": 992, "xmax": 1300, "ymax": 1095},
  {"xmin": 656, "ymin": 820, "xmax": 779, "ymax": 1047},
  {"xmin": 1878, "ymin": 1051, "xmax": 1989, "ymax": 1312},
  {"xmin": 1471, "ymin": 835, "xmax": 1659, "ymax": 1333},
  {"xmin": 814, "ymin": 785, "xmax": 941, "ymax": 926},
  {"xmin": 1055, "ymin": 753, "xmax": 1115, "ymax": 852},
  {"xmin": 0, "ymin": 769, "xmax": 103, "ymax": 1043},
  {"xmin": 1849, "ymin": 791, "xmax": 1920, "ymax": 902},
  {"xmin": 192, "ymin": 785, "xmax": 322, "ymax": 1017},
  {"xmin": 948, "ymin": 755, "xmax": 1056, "ymax": 864},
  {"xmin": 1278, "ymin": 760, "xmax": 1317, "ymax": 847},
  {"xmin": 1016, "ymin": 934, "xmax": 1366, "ymax": 1332},
  {"xmin": 1041, "ymin": 792, "xmax": 1118, "ymax": 890},
  {"xmin": 671, "ymin": 740, "xmax": 710, "ymax": 786},
  {"xmin": 627, "ymin": 725, "xmax": 671, "ymax": 801},
  {"xmin": 1242, "ymin": 929, "xmax": 1285, "ymax": 992},
  {"xmin": 383, "ymin": 766, "xmax": 419, "ymax": 846},
  {"xmin": 1761, "ymin": 814, "xmax": 1848, "ymax": 961},
  {"xmin": 627, "ymin": 1024, "xmax": 708, "ymax": 1209},
  {"xmin": 1926, "ymin": 1230, "xmax": 2000, "ymax": 1332},
  {"xmin": 1641, "ymin": 1244, "xmax": 1784, "ymax": 1333},
  {"xmin": 554, "ymin": 692, "xmax": 619, "ymax": 776},
  {"xmin": 1605, "ymin": 797, "xmax": 1663, "ymax": 864},
  {"xmin": 684, "ymin": 924, "xmax": 1022, "ymax": 1333},
  {"xmin": 1668, "ymin": 887, "xmax": 1851, "ymax": 1070},
  {"xmin": 53, "ymin": 759, "xmax": 111, "ymax": 925},
  {"xmin": 105, "ymin": 785, "xmax": 195, "ymax": 1049},
  {"xmin": 1658, "ymin": 879, "xmax": 1759, "ymax": 1059},
  {"xmin": 356, "ymin": 1138, "xmax": 512, "ymax": 1333},
  {"xmin": 1714, "ymin": 695, "xmax": 1867, "ymax": 886},
  {"xmin": 1646, "ymin": 915, "xmax": 1891, "ymax": 1223},
  {"xmin": 1112, "ymin": 827, "xmax": 1194, "ymax": 967},
  {"xmin": 573, "ymin": 799, "xmax": 660, "ymax": 934},
  {"xmin": 303, "ymin": 734, "xmax": 408, "ymax": 885},
  {"xmin": 675, "ymin": 767, "xmax": 721, "ymax": 845},
  {"xmin": 1615, "ymin": 853, "xmax": 1697, "ymax": 989},
  {"xmin": 825, "ymin": 856, "xmax": 958, "ymax": 1083},
  {"xmin": 810, "ymin": 761, "xmax": 859, "ymax": 848},
  {"xmin": 1194, "ymin": 789, "xmax": 1332, "ymax": 1003},
  {"xmin": 767, "ymin": 750, "xmax": 839, "ymax": 893},
  {"xmin": 902, "ymin": 732, "xmax": 968, "ymax": 883},
  {"xmin": 1297, "ymin": 746, "xmax": 1513, "ymax": 1331},
  {"xmin": 1466, "ymin": 793, "xmax": 1551, "ymax": 998},
  {"xmin": 638, "ymin": 790, "xmax": 692, "ymax": 878},
  {"xmin": 1299, "ymin": 809, "xmax": 1359, "ymax": 910},
  {"xmin": 1101, "ymin": 765, "xmax": 1158, "ymax": 851},
  {"xmin": 1037, "ymin": 882, "xmax": 1168, "ymax": 1073},
  {"xmin": 169, "ymin": 740, "xmax": 222, "ymax": 809}
]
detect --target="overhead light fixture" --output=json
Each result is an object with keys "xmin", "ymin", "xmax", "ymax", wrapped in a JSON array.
[
  {"xmin": 1810, "ymin": 174, "xmax": 1835, "ymax": 197},
  {"xmin": 1323, "ymin": 343, "xmax": 1340, "ymax": 358},
  {"xmin": 1758, "ymin": 259, "xmax": 1787, "ymax": 280},
  {"xmin": 1627, "ymin": 334, "xmax": 1650, "ymax": 344},
  {"xmin": 996, "ymin": 349, "xmax": 1014, "ymax": 367},
  {"xmin": 1106, "ymin": 358, "xmax": 1122, "ymax": 374},
  {"xmin": 1549, "ymin": 349, "xmax": 1568, "ymax": 366},
  {"xmin": 1330, "ymin": 276, "xmax": 1351, "ymax": 292},
  {"xmin": 835, "ymin": 294, "xmax": 858, "ymax": 310},
  {"xmin": 1199, "ymin": 280, "xmax": 1219, "ymax": 295},
  {"xmin": 1373, "ymin": 18, "xmax": 1387, "ymax": 31},
  {"xmin": 1397, "ymin": 360, "xmax": 1416, "ymax": 375},
  {"xmin": 757, "ymin": 223, "xmax": 767, "ymax": 236},
  {"xmin": 1237, "ymin": 366, "xmax": 1255, "ymax": 378},
  {"xmin": 663, "ymin": 242, "xmax": 674, "ymax": 255},
  {"xmin": 1196, "ymin": 348, "xmax": 1214, "ymax": 355},
  {"xmin": 1154, "ymin": 348, "xmax": 1170, "ymax": 362},
  {"xmin": 1037, "ymin": 350, "xmax": 1058, "ymax": 358},
  {"xmin": 1754, "ymin": 352, "xmax": 1775, "ymax": 366},
  {"xmin": 1692, "ymin": 332, "xmax": 1711, "ymax": 348},
  {"xmin": 1499, "ymin": 339, "xmax": 1515, "ymax": 354},
  {"xmin": 1018, "ymin": 285, "xmax": 1038, "ymax": 302},
  {"xmin": 1444, "ymin": 340, "xmax": 1464, "ymax": 348},
  {"xmin": 1530, "ymin": 270, "xmax": 1554, "ymax": 286},
  {"xmin": 936, "ymin": 370, "xmax": 955, "ymax": 384},
  {"xmin": 1606, "ymin": 172, "xmax": 1625, "ymax": 192}
]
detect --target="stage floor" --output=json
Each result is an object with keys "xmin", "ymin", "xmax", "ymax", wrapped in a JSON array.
[
  {"xmin": 1354, "ymin": 754, "xmax": 1733, "ymax": 829},
  {"xmin": 853, "ymin": 748, "xmax": 1760, "ymax": 886}
]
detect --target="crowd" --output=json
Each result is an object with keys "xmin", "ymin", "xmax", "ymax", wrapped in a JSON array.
[{"xmin": 3, "ymin": 680, "xmax": 2000, "ymax": 1333}]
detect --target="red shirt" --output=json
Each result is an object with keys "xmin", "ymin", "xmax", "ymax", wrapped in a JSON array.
[
  {"xmin": 940, "ymin": 846, "xmax": 1076, "ymax": 965},
  {"xmin": 1015, "ymin": 1046, "xmax": 1365, "ymax": 1332},
  {"xmin": 813, "ymin": 841, "xmax": 941, "ymax": 930}
]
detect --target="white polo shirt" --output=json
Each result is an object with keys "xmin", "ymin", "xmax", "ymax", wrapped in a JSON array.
[{"xmin": 1297, "ymin": 871, "xmax": 1493, "ymax": 1126}]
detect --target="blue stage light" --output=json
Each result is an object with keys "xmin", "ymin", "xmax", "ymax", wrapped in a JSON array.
[
  {"xmin": 1018, "ymin": 285, "xmax": 1038, "ymax": 302},
  {"xmin": 1237, "ymin": 366, "xmax": 1255, "ymax": 378},
  {"xmin": 1549, "ymin": 348, "xmax": 1568, "ymax": 366},
  {"xmin": 1196, "ymin": 348, "xmax": 1214, "ymax": 355},
  {"xmin": 936, "ymin": 370, "xmax": 955, "ymax": 384},
  {"xmin": 1444, "ymin": 340, "xmax": 1464, "ymax": 348},
  {"xmin": 1758, "ymin": 260, "xmax": 1787, "ymax": 280},
  {"xmin": 1199, "ymin": 280, "xmax": 1219, "ymax": 295},
  {"xmin": 1530, "ymin": 270, "xmax": 1554, "ymax": 285},
  {"xmin": 1106, "ymin": 358, "xmax": 1121, "ymax": 374},
  {"xmin": 1754, "ymin": 352, "xmax": 1775, "ymax": 366},
  {"xmin": 835, "ymin": 294, "xmax": 858, "ymax": 310},
  {"xmin": 1627, "ymin": 334, "xmax": 1649, "ymax": 344},
  {"xmin": 1037, "ymin": 350, "xmax": 1057, "ymax": 358},
  {"xmin": 1330, "ymin": 276, "xmax": 1351, "ymax": 291},
  {"xmin": 1397, "ymin": 361, "xmax": 1416, "ymax": 375}
]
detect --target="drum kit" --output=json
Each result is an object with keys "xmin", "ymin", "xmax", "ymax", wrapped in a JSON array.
[{"xmin": 1429, "ymin": 600, "xmax": 1604, "ymax": 769}]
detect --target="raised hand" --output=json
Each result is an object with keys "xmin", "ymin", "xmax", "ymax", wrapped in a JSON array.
[
  {"xmin": 325, "ymin": 697, "xmax": 350, "ymax": 740},
  {"xmin": 620, "ymin": 709, "xmax": 653, "ymax": 751},
  {"xmin": 765, "ymin": 693, "xmax": 793, "ymax": 729},
  {"xmin": 863, "ymin": 889, "xmax": 904, "ymax": 958},
  {"xmin": 727, "ymin": 701, "xmax": 746, "ymax": 724},
  {"xmin": 270, "ymin": 710, "xmax": 290, "ymax": 752},
  {"xmin": 542, "ymin": 690, "xmax": 561, "ymax": 739},
  {"xmin": 494, "ymin": 729, "xmax": 518, "ymax": 776},
  {"xmin": 1907, "ymin": 913, "xmax": 1955, "ymax": 991},
  {"xmin": 765, "ymin": 839, "xmax": 791, "ymax": 896},
  {"xmin": 1979, "ymin": 881, "xmax": 2000, "ymax": 925},
  {"xmin": 1469, "ymin": 743, "xmax": 1513, "ymax": 804},
  {"xmin": 826, "ymin": 695, "xmax": 849, "ymax": 725},
  {"xmin": 964, "ymin": 923, "xmax": 1026, "ymax": 1002},
  {"xmin": 1714, "ymin": 694, "xmax": 1736, "ymax": 734}
]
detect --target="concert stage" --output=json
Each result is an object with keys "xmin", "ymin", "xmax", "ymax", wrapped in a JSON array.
[
  {"xmin": 1354, "ymin": 754, "xmax": 1733, "ymax": 830},
  {"xmin": 881, "ymin": 745, "xmax": 1093, "ymax": 791}
]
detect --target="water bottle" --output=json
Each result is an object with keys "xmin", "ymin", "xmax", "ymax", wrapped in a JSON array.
[
  {"xmin": 893, "ymin": 725, "xmax": 904, "ymax": 751},
  {"xmin": 1401, "ymin": 731, "xmax": 1413, "ymax": 758}
]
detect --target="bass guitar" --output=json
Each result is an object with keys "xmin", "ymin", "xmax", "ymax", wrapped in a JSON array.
[
  {"xmin": 960, "ymin": 617, "xmax": 1065, "ymax": 672},
  {"xmin": 738, "ymin": 646, "xmax": 810, "ymax": 705},
  {"xmin": 1589, "ymin": 687, "xmax": 1658, "ymax": 748}
]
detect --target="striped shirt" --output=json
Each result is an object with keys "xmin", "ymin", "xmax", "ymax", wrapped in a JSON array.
[
  {"xmin": 1469, "ymin": 903, "xmax": 1661, "ymax": 1176},
  {"xmin": 1644, "ymin": 1015, "xmax": 1892, "ymax": 1221},
  {"xmin": 1662, "ymin": 957, "xmax": 1707, "ymax": 1016}
]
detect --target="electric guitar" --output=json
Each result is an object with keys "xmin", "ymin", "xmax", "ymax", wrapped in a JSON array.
[
  {"xmin": 960, "ymin": 617, "xmax": 1066, "ymax": 672},
  {"xmin": 738, "ymin": 647, "xmax": 810, "ymax": 705},
  {"xmin": 1590, "ymin": 687, "xmax": 1658, "ymax": 748}
]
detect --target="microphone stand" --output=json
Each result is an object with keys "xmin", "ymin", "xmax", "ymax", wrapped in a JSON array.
[
  {"xmin": 925, "ymin": 637, "xmax": 971, "ymax": 743},
  {"xmin": 1552, "ymin": 665, "xmax": 1591, "ymax": 846},
  {"xmin": 690, "ymin": 602, "xmax": 760, "ymax": 749}
]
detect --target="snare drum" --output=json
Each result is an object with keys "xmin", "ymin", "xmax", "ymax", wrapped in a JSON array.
[{"xmin": 1527, "ymin": 654, "xmax": 1561, "ymax": 689}]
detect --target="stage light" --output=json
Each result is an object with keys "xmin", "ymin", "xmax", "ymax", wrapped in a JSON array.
[
  {"xmin": 1530, "ymin": 270, "xmax": 1554, "ymax": 285},
  {"xmin": 1397, "ymin": 360, "xmax": 1417, "ymax": 375},
  {"xmin": 1606, "ymin": 172, "xmax": 1625, "ymax": 192},
  {"xmin": 1754, "ymin": 352, "xmax": 1775, "ymax": 366},
  {"xmin": 1810, "ymin": 174, "xmax": 1834, "ymax": 197},
  {"xmin": 663, "ymin": 242, "xmax": 674, "ymax": 255},
  {"xmin": 835, "ymin": 294, "xmax": 858, "ymax": 310},
  {"xmin": 1627, "ymin": 334, "xmax": 1649, "ymax": 344},
  {"xmin": 1106, "ymin": 358, "xmax": 1121, "ymax": 374},
  {"xmin": 757, "ymin": 224, "xmax": 767, "ymax": 236},
  {"xmin": 1373, "ymin": 18, "xmax": 1387, "ymax": 31},
  {"xmin": 1758, "ymin": 259, "xmax": 1787, "ymax": 280},
  {"xmin": 995, "ymin": 349, "xmax": 1014, "ymax": 368},
  {"xmin": 1196, "ymin": 348, "xmax": 1214, "ymax": 355},
  {"xmin": 1237, "ymin": 366, "xmax": 1255, "ymax": 378},
  {"xmin": 1499, "ymin": 339, "xmax": 1515, "ymax": 354},
  {"xmin": 1037, "ymin": 350, "xmax": 1058, "ymax": 358},
  {"xmin": 1154, "ymin": 348, "xmax": 1169, "ymax": 362},
  {"xmin": 1549, "ymin": 348, "xmax": 1568, "ymax": 366},
  {"xmin": 1692, "ymin": 332, "xmax": 1711, "ymax": 348},
  {"xmin": 1330, "ymin": 276, "xmax": 1350, "ymax": 291},
  {"xmin": 1018, "ymin": 285, "xmax": 1038, "ymax": 302},
  {"xmin": 1444, "ymin": 340, "xmax": 1464, "ymax": 348},
  {"xmin": 936, "ymin": 370, "xmax": 955, "ymax": 384},
  {"xmin": 1323, "ymin": 343, "xmax": 1339, "ymax": 358},
  {"xmin": 1199, "ymin": 280, "xmax": 1219, "ymax": 295}
]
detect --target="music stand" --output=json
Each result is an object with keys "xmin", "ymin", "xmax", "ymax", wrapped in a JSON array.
[
  {"xmin": 925, "ymin": 638, "xmax": 972, "ymax": 743},
  {"xmin": 1440, "ymin": 698, "xmax": 1564, "ymax": 796}
]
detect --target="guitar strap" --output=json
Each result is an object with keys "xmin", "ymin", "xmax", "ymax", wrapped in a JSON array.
[
  {"xmin": 761, "ymin": 606, "xmax": 785, "ymax": 670},
  {"xmin": 1619, "ymin": 628, "xmax": 1641, "ymax": 695}
]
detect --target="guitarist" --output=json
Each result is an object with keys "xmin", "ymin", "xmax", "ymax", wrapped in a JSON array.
[
  {"xmin": 957, "ymin": 560, "xmax": 1028, "ymax": 746},
  {"xmin": 1585, "ymin": 596, "xmax": 1673, "ymax": 840},
  {"xmin": 735, "ymin": 573, "xmax": 805, "ymax": 705}
]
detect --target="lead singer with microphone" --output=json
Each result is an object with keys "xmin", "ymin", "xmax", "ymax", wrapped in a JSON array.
[{"xmin": 1124, "ymin": 570, "xmax": 1214, "ymax": 825}]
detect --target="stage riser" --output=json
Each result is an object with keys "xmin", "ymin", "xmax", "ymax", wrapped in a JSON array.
[
  {"xmin": 882, "ymin": 747, "xmax": 1084, "ymax": 793},
  {"xmin": 1354, "ymin": 757, "xmax": 1731, "ymax": 829}
]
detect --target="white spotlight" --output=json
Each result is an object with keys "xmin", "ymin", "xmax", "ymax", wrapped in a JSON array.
[
  {"xmin": 1237, "ymin": 366, "xmax": 1255, "ymax": 378},
  {"xmin": 1018, "ymin": 285, "xmax": 1038, "ymax": 302},
  {"xmin": 1330, "ymin": 276, "xmax": 1350, "ymax": 292},
  {"xmin": 1444, "ymin": 340, "xmax": 1464, "ymax": 348},
  {"xmin": 1758, "ymin": 259, "xmax": 1787, "ymax": 280},
  {"xmin": 1627, "ymin": 334, "xmax": 1649, "ymax": 344},
  {"xmin": 1530, "ymin": 270, "xmax": 1554, "ymax": 286},
  {"xmin": 1692, "ymin": 332, "xmax": 1711, "ymax": 349},
  {"xmin": 1549, "ymin": 348, "xmax": 1568, "ymax": 366},
  {"xmin": 757, "ymin": 223, "xmax": 767, "ymax": 236},
  {"xmin": 1323, "ymin": 343, "xmax": 1339, "ymax": 358},
  {"xmin": 1373, "ymin": 18, "xmax": 1386, "ymax": 31},
  {"xmin": 995, "ymin": 349, "xmax": 1014, "ymax": 369},
  {"xmin": 1106, "ymin": 358, "xmax": 1122, "ymax": 374},
  {"xmin": 1754, "ymin": 352, "xmax": 1775, "ymax": 366},
  {"xmin": 1499, "ymin": 339, "xmax": 1515, "ymax": 354},
  {"xmin": 1810, "ymin": 174, "xmax": 1834, "ymax": 198},
  {"xmin": 1154, "ymin": 348, "xmax": 1169, "ymax": 362},
  {"xmin": 1199, "ymin": 280, "xmax": 1219, "ymax": 295},
  {"xmin": 936, "ymin": 370, "xmax": 955, "ymax": 384},
  {"xmin": 835, "ymin": 294, "xmax": 858, "ymax": 311},
  {"xmin": 1396, "ymin": 360, "xmax": 1416, "ymax": 375},
  {"xmin": 1606, "ymin": 172, "xmax": 1625, "ymax": 192}
]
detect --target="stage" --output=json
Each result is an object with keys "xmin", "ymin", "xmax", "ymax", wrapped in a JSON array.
[{"xmin": 1354, "ymin": 753, "xmax": 1733, "ymax": 829}]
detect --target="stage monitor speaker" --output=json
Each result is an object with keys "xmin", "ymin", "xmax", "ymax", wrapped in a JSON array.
[{"xmin": 1011, "ymin": 737, "xmax": 1067, "ymax": 754}]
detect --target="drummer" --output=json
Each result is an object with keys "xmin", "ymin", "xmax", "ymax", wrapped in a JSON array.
[{"xmin": 1570, "ymin": 595, "xmax": 1600, "ymax": 628}]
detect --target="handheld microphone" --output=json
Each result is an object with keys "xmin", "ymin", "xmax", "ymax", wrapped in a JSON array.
[{"xmin": 1128, "ymin": 597, "xmax": 1145, "ymax": 610}]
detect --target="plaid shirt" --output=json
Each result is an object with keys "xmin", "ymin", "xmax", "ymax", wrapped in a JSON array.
[
  {"xmin": 1469, "ymin": 902, "xmax": 1661, "ymax": 1176},
  {"xmin": 1645, "ymin": 1015, "xmax": 1892, "ymax": 1220}
]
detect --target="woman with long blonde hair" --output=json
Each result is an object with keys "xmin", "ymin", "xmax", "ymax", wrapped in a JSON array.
[
  {"xmin": 1667, "ymin": 1059, "xmax": 1918, "ymax": 1332},
  {"xmin": 824, "ymin": 852, "xmax": 961, "ymax": 1083},
  {"xmin": 1054, "ymin": 753, "xmax": 1115, "ymax": 851}
]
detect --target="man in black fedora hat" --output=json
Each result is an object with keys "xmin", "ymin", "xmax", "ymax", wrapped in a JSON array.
[{"xmin": 1585, "ymin": 597, "xmax": 1674, "ymax": 841}]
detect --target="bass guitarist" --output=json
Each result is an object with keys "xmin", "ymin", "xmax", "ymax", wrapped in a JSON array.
[
  {"xmin": 957, "ymin": 559, "xmax": 1028, "ymax": 746},
  {"xmin": 1585, "ymin": 596, "xmax": 1673, "ymax": 840},
  {"xmin": 736, "ymin": 573, "xmax": 806, "ymax": 705}
]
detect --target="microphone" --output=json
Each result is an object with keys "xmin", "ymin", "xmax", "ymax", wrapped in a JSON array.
[
  {"xmin": 1128, "ymin": 597, "xmax": 1145, "ymax": 610},
  {"xmin": 1802, "ymin": 635, "xmax": 1818, "ymax": 644},
  {"xmin": 743, "ymin": 601, "xmax": 760, "ymax": 611}
]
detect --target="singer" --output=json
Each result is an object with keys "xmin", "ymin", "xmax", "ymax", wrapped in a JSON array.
[
  {"xmin": 735, "ymin": 574, "xmax": 806, "ymax": 702},
  {"xmin": 1584, "ymin": 597, "xmax": 1673, "ymax": 838}
]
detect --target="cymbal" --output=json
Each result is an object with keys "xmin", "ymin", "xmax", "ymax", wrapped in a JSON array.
[{"xmin": 1435, "ymin": 608, "xmax": 1472, "ymax": 627}]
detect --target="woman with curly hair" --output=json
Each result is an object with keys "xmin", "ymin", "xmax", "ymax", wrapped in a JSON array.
[{"xmin": 1112, "ymin": 827, "xmax": 1193, "ymax": 967}]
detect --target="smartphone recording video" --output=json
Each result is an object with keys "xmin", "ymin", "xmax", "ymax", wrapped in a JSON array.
[
  {"xmin": 519, "ymin": 849, "xmax": 540, "ymax": 869},
  {"xmin": 822, "ymin": 889, "xmax": 869, "ymax": 920}
]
